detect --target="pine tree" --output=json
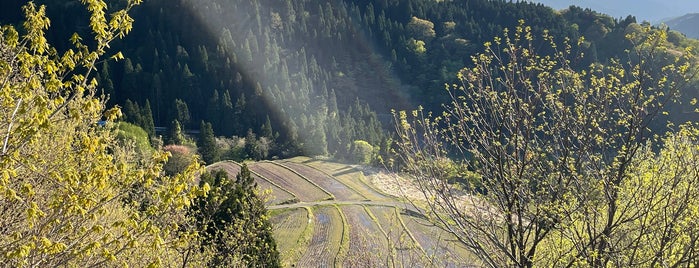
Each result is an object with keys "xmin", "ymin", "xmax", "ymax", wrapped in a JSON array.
[
  {"xmin": 100, "ymin": 62, "xmax": 114, "ymax": 98},
  {"xmin": 121, "ymin": 58, "xmax": 138, "ymax": 100},
  {"xmin": 123, "ymin": 99, "xmax": 142, "ymax": 126},
  {"xmin": 168, "ymin": 119, "xmax": 185, "ymax": 145},
  {"xmin": 173, "ymin": 99, "xmax": 191, "ymax": 127},
  {"xmin": 142, "ymin": 100, "xmax": 156, "ymax": 138},
  {"xmin": 326, "ymin": 89, "xmax": 342, "ymax": 155},
  {"xmin": 307, "ymin": 118, "xmax": 328, "ymax": 156},
  {"xmin": 234, "ymin": 93, "xmax": 247, "ymax": 135},
  {"xmin": 220, "ymin": 90, "xmax": 235, "ymax": 136},
  {"xmin": 193, "ymin": 165, "xmax": 280, "ymax": 267},
  {"xmin": 151, "ymin": 73, "xmax": 163, "ymax": 122},
  {"xmin": 198, "ymin": 121, "xmax": 219, "ymax": 164},
  {"xmin": 206, "ymin": 90, "xmax": 221, "ymax": 130},
  {"xmin": 245, "ymin": 129, "xmax": 261, "ymax": 160},
  {"xmin": 261, "ymin": 115, "xmax": 273, "ymax": 139}
]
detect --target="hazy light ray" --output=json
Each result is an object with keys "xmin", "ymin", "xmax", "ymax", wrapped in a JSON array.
[
  {"xmin": 183, "ymin": 1, "xmax": 291, "ymax": 137},
  {"xmin": 182, "ymin": 0, "xmax": 412, "ymax": 148},
  {"xmin": 288, "ymin": 0, "xmax": 414, "ymax": 114},
  {"xmin": 334, "ymin": 0, "xmax": 414, "ymax": 113}
]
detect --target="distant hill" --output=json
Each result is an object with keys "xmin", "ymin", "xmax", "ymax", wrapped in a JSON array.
[
  {"xmin": 664, "ymin": 13, "xmax": 699, "ymax": 39},
  {"xmin": 528, "ymin": 0, "xmax": 699, "ymax": 23}
]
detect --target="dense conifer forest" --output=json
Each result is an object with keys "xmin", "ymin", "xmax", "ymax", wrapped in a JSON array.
[{"xmin": 8, "ymin": 0, "xmax": 697, "ymax": 163}]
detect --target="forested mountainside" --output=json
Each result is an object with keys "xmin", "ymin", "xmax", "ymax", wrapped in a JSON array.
[
  {"xmin": 664, "ymin": 13, "xmax": 699, "ymax": 39},
  {"xmin": 530, "ymin": 0, "xmax": 699, "ymax": 23},
  {"xmin": 2, "ymin": 0, "xmax": 698, "ymax": 161}
]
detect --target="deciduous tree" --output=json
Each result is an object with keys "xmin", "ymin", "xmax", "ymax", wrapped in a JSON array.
[
  {"xmin": 406, "ymin": 16, "xmax": 436, "ymax": 40},
  {"xmin": 0, "ymin": 1, "xmax": 207, "ymax": 266},
  {"xmin": 394, "ymin": 22, "xmax": 699, "ymax": 267}
]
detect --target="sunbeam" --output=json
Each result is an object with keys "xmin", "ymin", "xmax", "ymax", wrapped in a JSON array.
[{"xmin": 178, "ymin": 0, "xmax": 409, "ymax": 153}]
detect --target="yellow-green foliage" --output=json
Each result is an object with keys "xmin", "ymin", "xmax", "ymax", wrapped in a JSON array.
[
  {"xmin": 406, "ymin": 16, "xmax": 436, "ymax": 40},
  {"xmin": 408, "ymin": 38, "xmax": 427, "ymax": 54},
  {"xmin": 0, "ymin": 1, "xmax": 207, "ymax": 267},
  {"xmin": 394, "ymin": 20, "xmax": 699, "ymax": 267},
  {"xmin": 351, "ymin": 140, "xmax": 373, "ymax": 165},
  {"xmin": 116, "ymin": 122, "xmax": 153, "ymax": 157},
  {"xmin": 540, "ymin": 125, "xmax": 699, "ymax": 267}
]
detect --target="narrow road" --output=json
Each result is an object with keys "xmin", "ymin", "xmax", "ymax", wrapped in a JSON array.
[{"xmin": 268, "ymin": 200, "xmax": 426, "ymax": 218}]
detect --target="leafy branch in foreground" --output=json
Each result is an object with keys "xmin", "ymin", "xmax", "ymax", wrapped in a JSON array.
[
  {"xmin": 0, "ymin": 1, "xmax": 211, "ymax": 266},
  {"xmin": 394, "ymin": 21, "xmax": 699, "ymax": 267}
]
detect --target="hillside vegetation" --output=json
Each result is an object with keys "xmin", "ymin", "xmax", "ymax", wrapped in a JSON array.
[
  {"xmin": 6, "ymin": 0, "xmax": 699, "ymax": 163},
  {"xmin": 395, "ymin": 20, "xmax": 699, "ymax": 267}
]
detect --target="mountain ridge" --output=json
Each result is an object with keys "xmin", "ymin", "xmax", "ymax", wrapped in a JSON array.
[
  {"xmin": 663, "ymin": 13, "xmax": 699, "ymax": 39},
  {"xmin": 528, "ymin": 0, "xmax": 699, "ymax": 23}
]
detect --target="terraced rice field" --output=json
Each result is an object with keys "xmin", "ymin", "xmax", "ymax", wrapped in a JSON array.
[
  {"xmin": 205, "ymin": 161, "xmax": 296, "ymax": 205},
  {"xmin": 208, "ymin": 157, "xmax": 476, "ymax": 267},
  {"xmin": 367, "ymin": 206, "xmax": 431, "ymax": 267},
  {"xmin": 248, "ymin": 161, "xmax": 331, "ymax": 202},
  {"xmin": 287, "ymin": 157, "xmax": 392, "ymax": 202},
  {"xmin": 340, "ymin": 205, "xmax": 392, "ymax": 267},
  {"xmin": 401, "ymin": 212, "xmax": 472, "ymax": 267},
  {"xmin": 296, "ymin": 206, "xmax": 345, "ymax": 267},
  {"xmin": 270, "ymin": 208, "xmax": 310, "ymax": 266},
  {"xmin": 276, "ymin": 160, "xmax": 364, "ymax": 201}
]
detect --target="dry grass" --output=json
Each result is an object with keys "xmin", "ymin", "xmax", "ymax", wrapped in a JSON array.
[{"xmin": 270, "ymin": 208, "xmax": 310, "ymax": 265}]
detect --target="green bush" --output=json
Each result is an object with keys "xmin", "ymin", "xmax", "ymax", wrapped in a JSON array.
[
  {"xmin": 351, "ymin": 140, "xmax": 373, "ymax": 165},
  {"xmin": 116, "ymin": 122, "xmax": 153, "ymax": 156}
]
